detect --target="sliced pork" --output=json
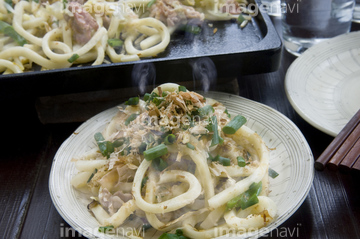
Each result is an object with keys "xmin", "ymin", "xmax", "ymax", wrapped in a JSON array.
[
  {"xmin": 66, "ymin": 2, "xmax": 98, "ymax": 45},
  {"xmin": 149, "ymin": 0, "xmax": 204, "ymax": 26}
]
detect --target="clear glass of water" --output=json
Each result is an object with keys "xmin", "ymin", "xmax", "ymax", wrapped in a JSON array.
[
  {"xmin": 282, "ymin": 0, "xmax": 355, "ymax": 56},
  {"xmin": 353, "ymin": 0, "xmax": 360, "ymax": 22}
]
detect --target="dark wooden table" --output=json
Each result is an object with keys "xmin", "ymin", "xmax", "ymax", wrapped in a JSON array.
[{"xmin": 1, "ymin": 17, "xmax": 360, "ymax": 239}]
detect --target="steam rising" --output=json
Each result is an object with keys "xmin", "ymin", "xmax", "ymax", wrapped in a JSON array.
[
  {"xmin": 191, "ymin": 57, "xmax": 217, "ymax": 92},
  {"xmin": 132, "ymin": 58, "xmax": 217, "ymax": 93},
  {"xmin": 131, "ymin": 63, "xmax": 156, "ymax": 94}
]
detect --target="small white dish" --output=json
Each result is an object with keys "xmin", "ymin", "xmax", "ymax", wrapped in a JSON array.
[
  {"xmin": 49, "ymin": 92, "xmax": 314, "ymax": 239},
  {"xmin": 285, "ymin": 31, "xmax": 360, "ymax": 137}
]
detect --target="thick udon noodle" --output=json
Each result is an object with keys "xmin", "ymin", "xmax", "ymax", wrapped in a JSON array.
[
  {"xmin": 70, "ymin": 83, "xmax": 277, "ymax": 238},
  {"xmin": 0, "ymin": 0, "xmax": 253, "ymax": 74}
]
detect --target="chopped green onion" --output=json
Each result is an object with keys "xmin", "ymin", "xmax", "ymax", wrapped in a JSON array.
[
  {"xmin": 178, "ymin": 85, "xmax": 187, "ymax": 92},
  {"xmin": 237, "ymin": 14, "xmax": 246, "ymax": 25},
  {"xmin": 222, "ymin": 115, "xmax": 247, "ymax": 134},
  {"xmin": 207, "ymin": 153, "xmax": 215, "ymax": 161},
  {"xmin": 162, "ymin": 92, "xmax": 168, "ymax": 97},
  {"xmin": 144, "ymin": 93, "xmax": 151, "ymax": 101},
  {"xmin": 183, "ymin": 24, "xmax": 202, "ymax": 35},
  {"xmin": 125, "ymin": 113, "xmax": 138, "ymax": 126},
  {"xmin": 94, "ymin": 132, "xmax": 105, "ymax": 142},
  {"xmin": 94, "ymin": 132, "xmax": 114, "ymax": 158},
  {"xmin": 198, "ymin": 105, "xmax": 214, "ymax": 117},
  {"xmin": 67, "ymin": 53, "xmax": 79, "ymax": 63},
  {"xmin": 98, "ymin": 225, "xmax": 114, "ymax": 233},
  {"xmin": 153, "ymin": 97, "xmax": 164, "ymax": 106},
  {"xmin": 237, "ymin": 156, "xmax": 246, "ymax": 167},
  {"xmin": 141, "ymin": 176, "xmax": 148, "ymax": 189},
  {"xmin": 145, "ymin": 92, "xmax": 159, "ymax": 103},
  {"xmin": 113, "ymin": 138, "xmax": 125, "ymax": 148},
  {"xmin": 218, "ymin": 156, "xmax": 231, "ymax": 166},
  {"xmin": 208, "ymin": 154, "xmax": 230, "ymax": 166},
  {"xmin": 87, "ymin": 168, "xmax": 98, "ymax": 183},
  {"xmin": 139, "ymin": 142, "xmax": 147, "ymax": 154},
  {"xmin": 239, "ymin": 192, "xmax": 259, "ymax": 210},
  {"xmin": 125, "ymin": 97, "xmax": 139, "ymax": 105},
  {"xmin": 164, "ymin": 134, "xmax": 176, "ymax": 145},
  {"xmin": 186, "ymin": 143, "xmax": 195, "ymax": 150},
  {"xmin": 224, "ymin": 108, "xmax": 231, "ymax": 118},
  {"xmin": 210, "ymin": 116, "xmax": 223, "ymax": 147},
  {"xmin": 147, "ymin": 0, "xmax": 156, "ymax": 8},
  {"xmin": 152, "ymin": 158, "xmax": 168, "ymax": 171},
  {"xmin": 143, "ymin": 143, "xmax": 168, "ymax": 161},
  {"xmin": 226, "ymin": 181, "xmax": 262, "ymax": 210},
  {"xmin": 248, "ymin": 181, "xmax": 263, "ymax": 196},
  {"xmin": 107, "ymin": 38, "xmax": 123, "ymax": 48},
  {"xmin": 0, "ymin": 21, "xmax": 27, "ymax": 46},
  {"xmin": 269, "ymin": 168, "xmax": 279, "ymax": 179}
]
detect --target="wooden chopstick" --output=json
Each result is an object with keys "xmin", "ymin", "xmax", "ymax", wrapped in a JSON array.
[
  {"xmin": 327, "ymin": 122, "xmax": 360, "ymax": 171},
  {"xmin": 352, "ymin": 156, "xmax": 360, "ymax": 171},
  {"xmin": 314, "ymin": 109, "xmax": 360, "ymax": 171},
  {"xmin": 339, "ymin": 137, "xmax": 360, "ymax": 172}
]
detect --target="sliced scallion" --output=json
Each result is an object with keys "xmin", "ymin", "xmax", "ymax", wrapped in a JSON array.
[
  {"xmin": 237, "ymin": 156, "xmax": 246, "ymax": 167},
  {"xmin": 237, "ymin": 14, "xmax": 246, "ymax": 25},
  {"xmin": 94, "ymin": 132, "xmax": 114, "ymax": 158},
  {"xmin": 224, "ymin": 108, "xmax": 231, "ymax": 118},
  {"xmin": 222, "ymin": 115, "xmax": 247, "ymax": 134},
  {"xmin": 125, "ymin": 113, "xmax": 138, "ymax": 126},
  {"xmin": 67, "ymin": 53, "xmax": 79, "ymax": 63},
  {"xmin": 152, "ymin": 97, "xmax": 164, "ymax": 106},
  {"xmin": 164, "ymin": 134, "xmax": 176, "ymax": 145},
  {"xmin": 198, "ymin": 105, "xmax": 214, "ymax": 117},
  {"xmin": 210, "ymin": 116, "xmax": 223, "ymax": 147},
  {"xmin": 226, "ymin": 181, "xmax": 262, "ymax": 210},
  {"xmin": 269, "ymin": 168, "xmax": 279, "ymax": 179},
  {"xmin": 125, "ymin": 97, "xmax": 139, "ymax": 105},
  {"xmin": 98, "ymin": 225, "xmax": 114, "ymax": 233},
  {"xmin": 178, "ymin": 85, "xmax": 187, "ymax": 92},
  {"xmin": 0, "ymin": 21, "xmax": 27, "ymax": 46},
  {"xmin": 139, "ymin": 142, "xmax": 147, "ymax": 154},
  {"xmin": 143, "ymin": 93, "xmax": 151, "ymax": 101},
  {"xmin": 107, "ymin": 38, "xmax": 123, "ymax": 48},
  {"xmin": 87, "ymin": 168, "xmax": 98, "ymax": 183},
  {"xmin": 113, "ymin": 138, "xmax": 125, "ymax": 148},
  {"xmin": 186, "ymin": 143, "xmax": 195, "ymax": 150},
  {"xmin": 218, "ymin": 156, "xmax": 231, "ymax": 166},
  {"xmin": 147, "ymin": 0, "xmax": 156, "ymax": 8},
  {"xmin": 143, "ymin": 143, "xmax": 168, "ymax": 161}
]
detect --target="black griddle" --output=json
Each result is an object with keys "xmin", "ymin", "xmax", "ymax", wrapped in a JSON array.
[{"xmin": 0, "ymin": 0, "xmax": 282, "ymax": 98}]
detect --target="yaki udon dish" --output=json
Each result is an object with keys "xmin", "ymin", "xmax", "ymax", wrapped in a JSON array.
[{"xmin": 70, "ymin": 83, "xmax": 277, "ymax": 238}]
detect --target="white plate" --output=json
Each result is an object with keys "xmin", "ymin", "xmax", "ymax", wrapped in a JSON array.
[
  {"xmin": 285, "ymin": 31, "xmax": 360, "ymax": 137},
  {"xmin": 49, "ymin": 92, "xmax": 314, "ymax": 239}
]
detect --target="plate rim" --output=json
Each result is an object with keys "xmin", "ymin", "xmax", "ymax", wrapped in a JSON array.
[
  {"xmin": 49, "ymin": 91, "xmax": 314, "ymax": 239},
  {"xmin": 285, "ymin": 31, "xmax": 360, "ymax": 137}
]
